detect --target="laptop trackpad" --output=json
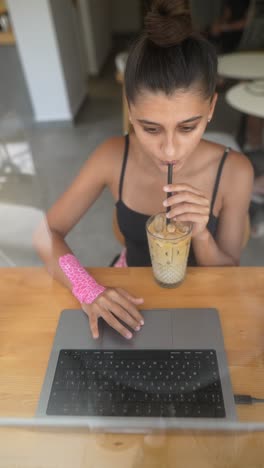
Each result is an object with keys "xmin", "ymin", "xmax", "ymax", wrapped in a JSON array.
[
  {"xmin": 102, "ymin": 307, "xmax": 222, "ymax": 350},
  {"xmin": 102, "ymin": 309, "xmax": 173, "ymax": 349}
]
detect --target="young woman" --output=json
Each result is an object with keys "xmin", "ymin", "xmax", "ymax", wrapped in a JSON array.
[{"xmin": 34, "ymin": 0, "xmax": 253, "ymax": 340}]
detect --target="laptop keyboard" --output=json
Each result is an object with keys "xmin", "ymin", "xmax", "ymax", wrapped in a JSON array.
[{"xmin": 47, "ymin": 349, "xmax": 225, "ymax": 418}]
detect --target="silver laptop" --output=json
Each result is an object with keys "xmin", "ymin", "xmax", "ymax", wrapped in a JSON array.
[{"xmin": 36, "ymin": 308, "xmax": 236, "ymax": 431}]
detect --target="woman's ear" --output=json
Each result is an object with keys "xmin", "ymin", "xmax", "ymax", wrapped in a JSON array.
[{"xmin": 209, "ymin": 93, "xmax": 218, "ymax": 120}]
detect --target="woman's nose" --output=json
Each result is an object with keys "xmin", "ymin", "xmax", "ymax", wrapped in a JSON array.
[{"xmin": 163, "ymin": 136, "xmax": 176, "ymax": 158}]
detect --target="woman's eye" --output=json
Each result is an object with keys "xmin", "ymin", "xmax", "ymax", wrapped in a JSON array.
[
  {"xmin": 143, "ymin": 127, "xmax": 160, "ymax": 134},
  {"xmin": 181, "ymin": 126, "xmax": 197, "ymax": 133}
]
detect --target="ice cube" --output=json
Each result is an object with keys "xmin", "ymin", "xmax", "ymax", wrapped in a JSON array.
[
  {"xmin": 153, "ymin": 214, "xmax": 165, "ymax": 233},
  {"xmin": 176, "ymin": 222, "xmax": 189, "ymax": 234},
  {"xmin": 166, "ymin": 223, "xmax": 176, "ymax": 233}
]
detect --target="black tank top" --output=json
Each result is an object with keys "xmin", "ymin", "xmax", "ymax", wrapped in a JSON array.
[{"xmin": 115, "ymin": 134, "xmax": 229, "ymax": 266}]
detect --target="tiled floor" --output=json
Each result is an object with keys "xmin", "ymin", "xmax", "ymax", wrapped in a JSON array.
[{"xmin": 0, "ymin": 44, "xmax": 264, "ymax": 267}]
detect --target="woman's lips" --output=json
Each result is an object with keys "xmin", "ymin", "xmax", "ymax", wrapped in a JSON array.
[{"xmin": 160, "ymin": 160, "xmax": 182, "ymax": 167}]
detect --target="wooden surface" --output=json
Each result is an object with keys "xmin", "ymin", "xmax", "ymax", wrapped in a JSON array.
[
  {"xmin": 116, "ymin": 71, "xmax": 129, "ymax": 134},
  {"xmin": 0, "ymin": 266, "xmax": 264, "ymax": 467},
  {"xmin": 0, "ymin": 0, "xmax": 7, "ymax": 15},
  {"xmin": 0, "ymin": 29, "xmax": 15, "ymax": 45},
  {"xmin": 0, "ymin": 1, "xmax": 15, "ymax": 45},
  {"xmin": 0, "ymin": 427, "xmax": 264, "ymax": 468}
]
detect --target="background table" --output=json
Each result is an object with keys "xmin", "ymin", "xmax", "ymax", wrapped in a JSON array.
[
  {"xmin": 218, "ymin": 52, "xmax": 264, "ymax": 80},
  {"xmin": 226, "ymin": 80, "xmax": 264, "ymax": 118},
  {"xmin": 0, "ymin": 266, "xmax": 264, "ymax": 467}
]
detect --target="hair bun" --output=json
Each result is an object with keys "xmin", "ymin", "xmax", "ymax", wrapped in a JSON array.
[{"xmin": 144, "ymin": 0, "xmax": 193, "ymax": 47}]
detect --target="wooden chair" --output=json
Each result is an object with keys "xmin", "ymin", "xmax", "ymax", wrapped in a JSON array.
[
  {"xmin": 115, "ymin": 70, "xmax": 129, "ymax": 134},
  {"xmin": 243, "ymin": 212, "xmax": 251, "ymax": 248}
]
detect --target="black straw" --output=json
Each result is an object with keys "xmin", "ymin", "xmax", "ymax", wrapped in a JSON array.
[{"xmin": 166, "ymin": 164, "xmax": 173, "ymax": 225}]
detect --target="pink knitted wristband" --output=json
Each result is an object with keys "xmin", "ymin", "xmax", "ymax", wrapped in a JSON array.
[{"xmin": 59, "ymin": 254, "xmax": 105, "ymax": 304}]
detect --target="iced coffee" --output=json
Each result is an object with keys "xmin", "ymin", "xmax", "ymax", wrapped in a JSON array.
[{"xmin": 146, "ymin": 212, "xmax": 192, "ymax": 288}]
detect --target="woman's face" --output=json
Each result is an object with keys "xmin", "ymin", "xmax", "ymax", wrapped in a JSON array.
[{"xmin": 129, "ymin": 88, "xmax": 217, "ymax": 173}]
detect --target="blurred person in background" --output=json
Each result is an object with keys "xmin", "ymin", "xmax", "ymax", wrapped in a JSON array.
[{"xmin": 208, "ymin": 0, "xmax": 251, "ymax": 52}]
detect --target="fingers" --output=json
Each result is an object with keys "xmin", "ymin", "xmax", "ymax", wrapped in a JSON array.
[
  {"xmin": 82, "ymin": 304, "xmax": 99, "ymax": 339},
  {"xmin": 170, "ymin": 212, "xmax": 209, "ymax": 224},
  {"xmin": 100, "ymin": 290, "xmax": 143, "ymax": 330},
  {"xmin": 163, "ymin": 184, "xmax": 210, "ymax": 222},
  {"xmin": 164, "ymin": 183, "xmax": 203, "ymax": 197},
  {"xmin": 100, "ymin": 307, "xmax": 134, "ymax": 340},
  {"xmin": 84, "ymin": 288, "xmax": 145, "ymax": 340},
  {"xmin": 116, "ymin": 288, "xmax": 145, "ymax": 324},
  {"xmin": 118, "ymin": 288, "xmax": 144, "ymax": 304},
  {"xmin": 84, "ymin": 301, "xmax": 133, "ymax": 340},
  {"xmin": 166, "ymin": 202, "xmax": 210, "ymax": 219},
  {"xmin": 164, "ymin": 190, "xmax": 209, "ymax": 208},
  {"xmin": 89, "ymin": 312, "xmax": 99, "ymax": 339}
]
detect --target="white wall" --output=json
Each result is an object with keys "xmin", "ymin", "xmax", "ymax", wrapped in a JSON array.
[
  {"xmin": 111, "ymin": 0, "xmax": 141, "ymax": 34},
  {"xmin": 49, "ymin": 0, "xmax": 87, "ymax": 116},
  {"xmin": 79, "ymin": 0, "xmax": 112, "ymax": 75},
  {"xmin": 7, "ymin": 0, "xmax": 87, "ymax": 122}
]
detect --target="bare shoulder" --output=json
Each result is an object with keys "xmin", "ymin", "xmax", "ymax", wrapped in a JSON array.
[
  {"xmin": 222, "ymin": 148, "xmax": 254, "ymax": 186},
  {"xmin": 94, "ymin": 135, "xmax": 125, "ymax": 158},
  {"xmin": 202, "ymin": 138, "xmax": 254, "ymax": 183},
  {"xmin": 80, "ymin": 135, "xmax": 127, "ymax": 198},
  {"xmin": 86, "ymin": 135, "xmax": 125, "ymax": 174},
  {"xmin": 43, "ymin": 135, "xmax": 126, "ymax": 235}
]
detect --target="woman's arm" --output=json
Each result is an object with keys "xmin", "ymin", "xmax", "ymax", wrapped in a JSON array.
[
  {"xmin": 210, "ymin": 5, "xmax": 231, "ymax": 36},
  {"xmin": 33, "ymin": 137, "xmax": 144, "ymax": 338},
  {"xmin": 163, "ymin": 152, "xmax": 254, "ymax": 266},
  {"xmin": 33, "ymin": 138, "xmax": 112, "ymax": 285},
  {"xmin": 210, "ymin": 3, "xmax": 249, "ymax": 35},
  {"xmin": 191, "ymin": 152, "xmax": 253, "ymax": 266}
]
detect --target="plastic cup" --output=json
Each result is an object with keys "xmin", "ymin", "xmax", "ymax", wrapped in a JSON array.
[{"xmin": 146, "ymin": 212, "xmax": 192, "ymax": 288}]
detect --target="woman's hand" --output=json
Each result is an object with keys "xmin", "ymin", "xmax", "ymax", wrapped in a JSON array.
[
  {"xmin": 163, "ymin": 183, "xmax": 210, "ymax": 239},
  {"xmin": 82, "ymin": 287, "xmax": 144, "ymax": 339}
]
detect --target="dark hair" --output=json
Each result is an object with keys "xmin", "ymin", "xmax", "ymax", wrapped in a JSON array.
[{"xmin": 124, "ymin": 0, "xmax": 218, "ymax": 103}]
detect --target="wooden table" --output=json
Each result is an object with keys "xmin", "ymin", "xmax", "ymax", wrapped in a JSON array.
[
  {"xmin": 225, "ymin": 79, "xmax": 264, "ymax": 148},
  {"xmin": 0, "ymin": 267, "xmax": 264, "ymax": 467},
  {"xmin": 0, "ymin": 2, "xmax": 15, "ymax": 45}
]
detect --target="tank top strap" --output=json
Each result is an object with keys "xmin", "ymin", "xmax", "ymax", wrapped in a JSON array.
[
  {"xmin": 118, "ymin": 133, "xmax": 130, "ymax": 200},
  {"xmin": 210, "ymin": 147, "xmax": 230, "ymax": 214}
]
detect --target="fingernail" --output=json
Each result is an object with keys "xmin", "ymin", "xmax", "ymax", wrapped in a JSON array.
[
  {"xmin": 93, "ymin": 334, "xmax": 99, "ymax": 339},
  {"xmin": 140, "ymin": 320, "xmax": 144, "ymax": 325},
  {"xmin": 135, "ymin": 325, "xmax": 141, "ymax": 331},
  {"xmin": 163, "ymin": 200, "xmax": 167, "ymax": 206},
  {"xmin": 126, "ymin": 332, "xmax": 133, "ymax": 339},
  {"xmin": 163, "ymin": 186, "xmax": 169, "ymax": 191}
]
